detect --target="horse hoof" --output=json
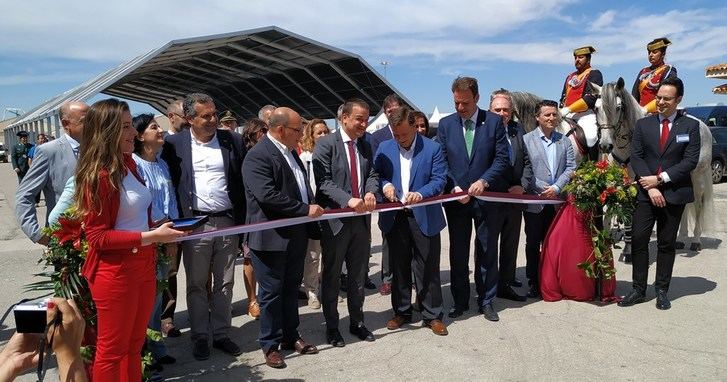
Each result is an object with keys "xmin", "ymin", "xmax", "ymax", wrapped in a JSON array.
[
  {"xmin": 621, "ymin": 243, "xmax": 631, "ymax": 256},
  {"xmin": 675, "ymin": 241, "xmax": 685, "ymax": 250},
  {"xmin": 689, "ymin": 242, "xmax": 702, "ymax": 251}
]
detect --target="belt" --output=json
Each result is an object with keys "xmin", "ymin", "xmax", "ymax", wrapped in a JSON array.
[{"xmin": 192, "ymin": 209, "xmax": 232, "ymax": 218}]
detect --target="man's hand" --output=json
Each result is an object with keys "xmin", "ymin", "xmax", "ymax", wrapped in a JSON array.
[
  {"xmin": 37, "ymin": 235, "xmax": 51, "ymax": 246},
  {"xmin": 648, "ymin": 188, "xmax": 666, "ymax": 208},
  {"xmin": 308, "ymin": 204, "xmax": 324, "ymax": 218},
  {"xmin": 453, "ymin": 186, "xmax": 470, "ymax": 204},
  {"xmin": 639, "ymin": 175, "xmax": 660, "ymax": 190},
  {"xmin": 383, "ymin": 184, "xmax": 398, "ymax": 202},
  {"xmin": 508, "ymin": 185, "xmax": 525, "ymax": 195},
  {"xmin": 0, "ymin": 332, "xmax": 41, "ymax": 381},
  {"xmin": 403, "ymin": 192, "xmax": 423, "ymax": 205},
  {"xmin": 540, "ymin": 186, "xmax": 558, "ymax": 199},
  {"xmin": 468, "ymin": 179, "xmax": 488, "ymax": 196},
  {"xmin": 363, "ymin": 192, "xmax": 377, "ymax": 212},
  {"xmin": 14, "ymin": 168, "xmax": 20, "ymax": 173},
  {"xmin": 348, "ymin": 198, "xmax": 366, "ymax": 213}
]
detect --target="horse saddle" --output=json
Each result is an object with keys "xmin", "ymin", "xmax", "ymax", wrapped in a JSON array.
[{"xmin": 564, "ymin": 118, "xmax": 599, "ymax": 161}]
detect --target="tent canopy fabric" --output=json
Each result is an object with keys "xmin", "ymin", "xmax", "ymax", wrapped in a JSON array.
[{"xmin": 8, "ymin": 26, "xmax": 414, "ymax": 129}]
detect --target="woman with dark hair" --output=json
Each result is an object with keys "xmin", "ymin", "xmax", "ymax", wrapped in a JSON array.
[
  {"xmin": 299, "ymin": 118, "xmax": 330, "ymax": 309},
  {"xmin": 239, "ymin": 117, "xmax": 269, "ymax": 318},
  {"xmin": 131, "ymin": 113, "xmax": 179, "ymax": 373},
  {"xmin": 75, "ymin": 99, "xmax": 185, "ymax": 381},
  {"xmin": 242, "ymin": 118, "xmax": 268, "ymax": 150}
]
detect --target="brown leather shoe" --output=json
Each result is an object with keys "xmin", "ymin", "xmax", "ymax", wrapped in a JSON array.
[
  {"xmin": 248, "ymin": 300, "xmax": 260, "ymax": 319},
  {"xmin": 386, "ymin": 315, "xmax": 411, "ymax": 330},
  {"xmin": 281, "ymin": 338, "xmax": 318, "ymax": 355},
  {"xmin": 423, "ymin": 319, "xmax": 448, "ymax": 336},
  {"xmin": 264, "ymin": 349, "xmax": 286, "ymax": 368}
]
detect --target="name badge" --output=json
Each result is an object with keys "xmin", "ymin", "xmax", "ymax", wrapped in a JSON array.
[{"xmin": 676, "ymin": 134, "xmax": 689, "ymax": 143}]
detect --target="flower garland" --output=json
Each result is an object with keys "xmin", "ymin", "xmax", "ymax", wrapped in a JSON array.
[{"xmin": 562, "ymin": 160, "xmax": 637, "ymax": 280}]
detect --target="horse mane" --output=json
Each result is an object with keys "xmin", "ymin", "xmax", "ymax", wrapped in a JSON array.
[
  {"xmin": 510, "ymin": 92, "xmax": 542, "ymax": 133},
  {"xmin": 600, "ymin": 80, "xmax": 642, "ymax": 157}
]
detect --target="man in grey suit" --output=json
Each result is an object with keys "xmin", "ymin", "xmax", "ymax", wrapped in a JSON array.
[
  {"xmin": 313, "ymin": 98, "xmax": 379, "ymax": 347},
  {"xmin": 522, "ymin": 99, "xmax": 576, "ymax": 298},
  {"xmin": 15, "ymin": 101, "xmax": 88, "ymax": 245}
]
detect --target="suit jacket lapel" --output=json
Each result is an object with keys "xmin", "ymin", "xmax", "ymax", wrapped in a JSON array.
[
  {"xmin": 217, "ymin": 130, "xmax": 231, "ymax": 176},
  {"xmin": 661, "ymin": 116, "xmax": 682, "ymax": 155},
  {"xmin": 470, "ymin": 109, "xmax": 486, "ymax": 164},
  {"xmin": 335, "ymin": 131, "xmax": 352, "ymax": 191},
  {"xmin": 264, "ymin": 137, "xmax": 303, "ymax": 200},
  {"xmin": 554, "ymin": 133, "xmax": 564, "ymax": 175},
  {"xmin": 531, "ymin": 132, "xmax": 551, "ymax": 177},
  {"xmin": 181, "ymin": 129, "xmax": 194, "ymax": 185}
]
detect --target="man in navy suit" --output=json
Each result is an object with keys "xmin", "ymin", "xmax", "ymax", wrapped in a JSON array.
[
  {"xmin": 243, "ymin": 107, "xmax": 324, "ymax": 368},
  {"xmin": 619, "ymin": 77, "xmax": 700, "ymax": 310},
  {"xmin": 161, "ymin": 93, "xmax": 246, "ymax": 360},
  {"xmin": 374, "ymin": 107, "xmax": 449, "ymax": 336},
  {"xmin": 436, "ymin": 77, "xmax": 510, "ymax": 322},
  {"xmin": 369, "ymin": 93, "xmax": 404, "ymax": 296}
]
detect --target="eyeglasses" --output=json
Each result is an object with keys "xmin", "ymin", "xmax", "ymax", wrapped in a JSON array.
[{"xmin": 284, "ymin": 125, "xmax": 302, "ymax": 133}]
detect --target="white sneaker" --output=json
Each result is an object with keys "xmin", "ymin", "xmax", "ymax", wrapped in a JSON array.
[{"xmin": 308, "ymin": 295, "xmax": 321, "ymax": 309}]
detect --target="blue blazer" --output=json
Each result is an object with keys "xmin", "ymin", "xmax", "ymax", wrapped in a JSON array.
[
  {"xmin": 436, "ymin": 108, "xmax": 510, "ymax": 193},
  {"xmin": 374, "ymin": 135, "xmax": 447, "ymax": 237}
]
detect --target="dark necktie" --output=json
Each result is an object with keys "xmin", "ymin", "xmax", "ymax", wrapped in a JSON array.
[
  {"xmin": 659, "ymin": 118, "xmax": 669, "ymax": 152},
  {"xmin": 347, "ymin": 140, "xmax": 360, "ymax": 198}
]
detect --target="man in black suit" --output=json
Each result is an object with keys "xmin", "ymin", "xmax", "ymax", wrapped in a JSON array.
[
  {"xmin": 369, "ymin": 93, "xmax": 404, "ymax": 296},
  {"xmin": 161, "ymin": 93, "xmax": 246, "ymax": 360},
  {"xmin": 436, "ymin": 77, "xmax": 510, "ymax": 322},
  {"xmin": 243, "ymin": 107, "xmax": 324, "ymax": 368},
  {"xmin": 619, "ymin": 77, "xmax": 700, "ymax": 310},
  {"xmin": 488, "ymin": 90, "xmax": 532, "ymax": 302},
  {"xmin": 313, "ymin": 98, "xmax": 379, "ymax": 347}
]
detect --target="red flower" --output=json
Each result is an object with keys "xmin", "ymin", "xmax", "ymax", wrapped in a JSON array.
[
  {"xmin": 606, "ymin": 186, "xmax": 617, "ymax": 195},
  {"xmin": 595, "ymin": 160, "xmax": 609, "ymax": 170},
  {"xmin": 52, "ymin": 216, "xmax": 83, "ymax": 245},
  {"xmin": 599, "ymin": 191, "xmax": 608, "ymax": 204}
]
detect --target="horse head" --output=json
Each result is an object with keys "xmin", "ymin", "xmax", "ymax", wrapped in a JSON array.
[{"xmin": 594, "ymin": 77, "xmax": 627, "ymax": 155}]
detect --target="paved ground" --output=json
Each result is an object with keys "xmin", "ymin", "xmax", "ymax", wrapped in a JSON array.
[{"xmin": 1, "ymin": 161, "xmax": 725, "ymax": 381}]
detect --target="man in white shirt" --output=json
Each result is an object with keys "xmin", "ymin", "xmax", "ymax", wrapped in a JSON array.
[{"xmin": 161, "ymin": 93, "xmax": 246, "ymax": 360}]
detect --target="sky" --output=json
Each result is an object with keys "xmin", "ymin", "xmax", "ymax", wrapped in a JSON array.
[{"xmin": 1, "ymin": 0, "xmax": 726, "ymax": 121}]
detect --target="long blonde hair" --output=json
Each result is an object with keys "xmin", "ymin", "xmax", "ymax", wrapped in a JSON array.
[
  {"xmin": 74, "ymin": 98, "xmax": 130, "ymax": 217},
  {"xmin": 301, "ymin": 118, "xmax": 329, "ymax": 152}
]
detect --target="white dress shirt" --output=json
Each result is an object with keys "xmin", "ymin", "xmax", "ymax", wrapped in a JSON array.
[
  {"xmin": 340, "ymin": 128, "xmax": 363, "ymax": 196},
  {"xmin": 190, "ymin": 131, "xmax": 233, "ymax": 212},
  {"xmin": 267, "ymin": 133, "xmax": 309, "ymax": 204}
]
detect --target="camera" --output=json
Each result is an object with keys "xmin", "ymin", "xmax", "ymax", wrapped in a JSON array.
[{"xmin": 13, "ymin": 299, "xmax": 49, "ymax": 333}]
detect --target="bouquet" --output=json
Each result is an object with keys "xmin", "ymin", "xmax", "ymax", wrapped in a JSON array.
[{"xmin": 562, "ymin": 160, "xmax": 637, "ymax": 280}]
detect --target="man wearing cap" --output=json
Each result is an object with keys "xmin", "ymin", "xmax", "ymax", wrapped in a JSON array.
[
  {"xmin": 219, "ymin": 111, "xmax": 238, "ymax": 131},
  {"xmin": 632, "ymin": 38, "xmax": 678, "ymax": 114},
  {"xmin": 11, "ymin": 131, "xmax": 33, "ymax": 183},
  {"xmin": 559, "ymin": 46, "xmax": 603, "ymax": 149}
]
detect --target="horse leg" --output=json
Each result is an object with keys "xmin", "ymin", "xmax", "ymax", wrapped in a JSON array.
[
  {"xmin": 620, "ymin": 224, "xmax": 632, "ymax": 263},
  {"xmin": 691, "ymin": 194, "xmax": 704, "ymax": 252}
]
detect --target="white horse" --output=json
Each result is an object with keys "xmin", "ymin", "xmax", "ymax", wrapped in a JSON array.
[{"xmin": 593, "ymin": 77, "xmax": 714, "ymax": 252}]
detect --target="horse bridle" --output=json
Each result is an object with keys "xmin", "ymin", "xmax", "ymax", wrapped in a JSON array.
[{"xmin": 596, "ymin": 97, "xmax": 632, "ymax": 153}]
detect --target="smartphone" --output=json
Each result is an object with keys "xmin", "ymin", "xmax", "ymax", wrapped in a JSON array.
[{"xmin": 170, "ymin": 216, "xmax": 209, "ymax": 231}]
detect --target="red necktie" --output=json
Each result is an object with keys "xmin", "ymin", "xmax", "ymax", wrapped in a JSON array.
[
  {"xmin": 347, "ymin": 140, "xmax": 360, "ymax": 198},
  {"xmin": 659, "ymin": 118, "xmax": 669, "ymax": 152}
]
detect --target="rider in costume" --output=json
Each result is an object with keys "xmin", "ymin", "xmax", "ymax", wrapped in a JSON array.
[
  {"xmin": 631, "ymin": 37, "xmax": 677, "ymax": 115},
  {"xmin": 559, "ymin": 46, "xmax": 603, "ymax": 149}
]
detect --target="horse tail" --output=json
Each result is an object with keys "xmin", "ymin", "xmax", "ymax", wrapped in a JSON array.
[{"xmin": 699, "ymin": 166, "xmax": 715, "ymax": 236}]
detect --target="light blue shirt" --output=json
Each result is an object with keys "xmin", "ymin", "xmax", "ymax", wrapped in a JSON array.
[
  {"xmin": 537, "ymin": 127, "xmax": 561, "ymax": 193},
  {"xmin": 65, "ymin": 134, "xmax": 80, "ymax": 157},
  {"xmin": 132, "ymin": 153, "xmax": 179, "ymax": 222},
  {"xmin": 48, "ymin": 176, "xmax": 75, "ymax": 225}
]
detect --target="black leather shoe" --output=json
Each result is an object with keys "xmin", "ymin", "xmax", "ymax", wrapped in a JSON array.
[
  {"xmin": 527, "ymin": 284, "xmax": 541, "ymax": 298},
  {"xmin": 364, "ymin": 277, "xmax": 377, "ymax": 290},
  {"xmin": 192, "ymin": 338, "xmax": 210, "ymax": 360},
  {"xmin": 326, "ymin": 329, "xmax": 345, "ymax": 347},
  {"xmin": 497, "ymin": 286, "xmax": 527, "ymax": 302},
  {"xmin": 655, "ymin": 289, "xmax": 671, "ymax": 310},
  {"xmin": 479, "ymin": 304, "xmax": 500, "ymax": 322},
  {"xmin": 447, "ymin": 306, "xmax": 469, "ymax": 318},
  {"xmin": 617, "ymin": 290, "xmax": 645, "ymax": 307},
  {"xmin": 510, "ymin": 278, "xmax": 523, "ymax": 288},
  {"xmin": 349, "ymin": 325, "xmax": 375, "ymax": 342},
  {"xmin": 213, "ymin": 337, "xmax": 243, "ymax": 356}
]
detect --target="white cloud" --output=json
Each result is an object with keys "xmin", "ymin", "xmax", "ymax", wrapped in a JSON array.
[{"xmin": 590, "ymin": 10, "xmax": 616, "ymax": 31}]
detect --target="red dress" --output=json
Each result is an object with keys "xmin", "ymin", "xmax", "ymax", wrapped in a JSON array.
[{"xmin": 539, "ymin": 200, "xmax": 616, "ymax": 302}]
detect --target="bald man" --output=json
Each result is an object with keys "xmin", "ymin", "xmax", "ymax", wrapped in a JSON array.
[
  {"xmin": 166, "ymin": 99, "xmax": 189, "ymax": 134},
  {"xmin": 16, "ymin": 101, "xmax": 88, "ymax": 244},
  {"xmin": 243, "ymin": 107, "xmax": 323, "ymax": 368}
]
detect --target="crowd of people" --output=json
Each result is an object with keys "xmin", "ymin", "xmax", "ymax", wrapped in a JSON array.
[{"xmin": 4, "ymin": 37, "xmax": 702, "ymax": 381}]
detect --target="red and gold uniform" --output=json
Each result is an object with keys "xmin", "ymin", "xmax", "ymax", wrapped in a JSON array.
[
  {"xmin": 559, "ymin": 46, "xmax": 603, "ymax": 114},
  {"xmin": 631, "ymin": 38, "xmax": 677, "ymax": 114}
]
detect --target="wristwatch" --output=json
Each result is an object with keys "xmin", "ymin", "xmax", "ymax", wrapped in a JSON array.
[{"xmin": 656, "ymin": 174, "xmax": 664, "ymax": 185}]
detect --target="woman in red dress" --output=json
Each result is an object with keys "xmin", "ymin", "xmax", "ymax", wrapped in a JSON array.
[
  {"xmin": 539, "ymin": 196, "xmax": 616, "ymax": 302},
  {"xmin": 75, "ymin": 98, "xmax": 185, "ymax": 381}
]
